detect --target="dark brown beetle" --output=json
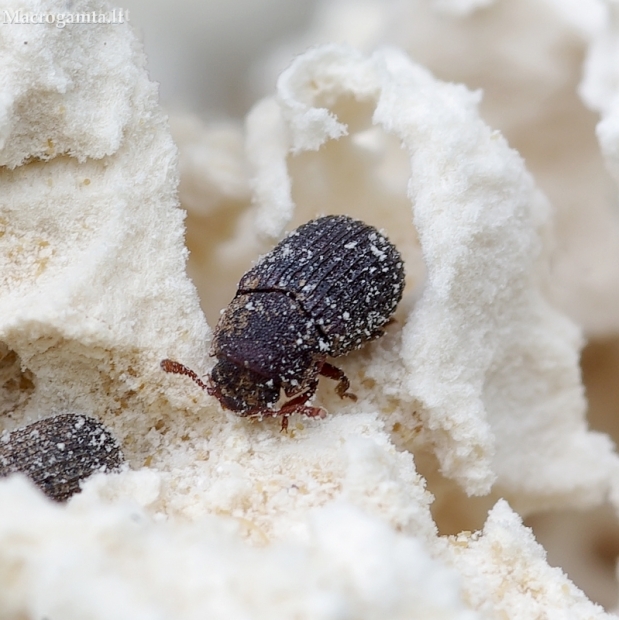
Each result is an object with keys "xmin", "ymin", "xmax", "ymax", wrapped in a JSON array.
[
  {"xmin": 162, "ymin": 215, "xmax": 405, "ymax": 429},
  {"xmin": 0, "ymin": 414, "xmax": 124, "ymax": 502}
]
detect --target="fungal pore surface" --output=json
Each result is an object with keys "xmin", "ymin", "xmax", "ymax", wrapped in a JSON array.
[{"xmin": 1, "ymin": 0, "xmax": 619, "ymax": 619}]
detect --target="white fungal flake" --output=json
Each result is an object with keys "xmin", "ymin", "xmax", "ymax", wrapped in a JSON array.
[{"xmin": 370, "ymin": 245, "xmax": 385, "ymax": 259}]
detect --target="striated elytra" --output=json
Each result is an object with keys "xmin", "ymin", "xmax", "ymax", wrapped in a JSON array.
[
  {"xmin": 0, "ymin": 413, "xmax": 124, "ymax": 502},
  {"xmin": 162, "ymin": 215, "xmax": 405, "ymax": 429}
]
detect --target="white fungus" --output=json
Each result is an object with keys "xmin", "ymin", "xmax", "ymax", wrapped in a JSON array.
[{"xmin": 1, "ymin": 0, "xmax": 619, "ymax": 618}]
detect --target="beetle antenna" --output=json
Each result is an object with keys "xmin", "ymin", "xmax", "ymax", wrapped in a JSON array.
[{"xmin": 161, "ymin": 359, "xmax": 209, "ymax": 391}]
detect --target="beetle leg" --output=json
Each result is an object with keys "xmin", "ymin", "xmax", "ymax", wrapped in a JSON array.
[
  {"xmin": 319, "ymin": 362, "xmax": 357, "ymax": 401},
  {"xmin": 277, "ymin": 394, "xmax": 326, "ymax": 432},
  {"xmin": 244, "ymin": 393, "xmax": 326, "ymax": 432},
  {"xmin": 278, "ymin": 393, "xmax": 326, "ymax": 418}
]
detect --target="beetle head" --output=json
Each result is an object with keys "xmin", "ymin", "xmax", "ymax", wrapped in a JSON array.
[{"xmin": 208, "ymin": 358, "xmax": 280, "ymax": 414}]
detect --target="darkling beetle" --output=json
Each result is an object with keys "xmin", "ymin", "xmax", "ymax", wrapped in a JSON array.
[{"xmin": 162, "ymin": 215, "xmax": 405, "ymax": 430}]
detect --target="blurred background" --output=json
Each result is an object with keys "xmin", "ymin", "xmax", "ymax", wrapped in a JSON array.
[{"xmin": 123, "ymin": 0, "xmax": 319, "ymax": 116}]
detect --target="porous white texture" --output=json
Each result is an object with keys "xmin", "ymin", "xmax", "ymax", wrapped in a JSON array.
[
  {"xmin": 85, "ymin": 413, "xmax": 438, "ymax": 545},
  {"xmin": 0, "ymin": 0, "xmax": 210, "ymax": 445},
  {"xmin": 247, "ymin": 44, "xmax": 619, "ymax": 505},
  {"xmin": 0, "ymin": 476, "xmax": 474, "ymax": 620},
  {"xmin": 0, "ymin": 0, "xmax": 136, "ymax": 167},
  {"xmin": 446, "ymin": 500, "xmax": 610, "ymax": 620}
]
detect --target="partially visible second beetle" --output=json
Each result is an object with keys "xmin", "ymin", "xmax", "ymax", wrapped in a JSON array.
[
  {"xmin": 0, "ymin": 414, "xmax": 124, "ymax": 502},
  {"xmin": 162, "ymin": 215, "xmax": 405, "ymax": 430}
]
